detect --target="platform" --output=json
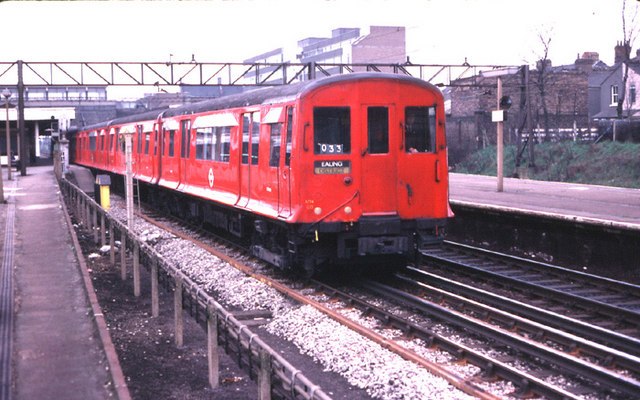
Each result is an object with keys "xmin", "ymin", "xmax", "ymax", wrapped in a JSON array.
[
  {"xmin": 449, "ymin": 173, "xmax": 640, "ymax": 230},
  {"xmin": 0, "ymin": 165, "xmax": 126, "ymax": 399}
]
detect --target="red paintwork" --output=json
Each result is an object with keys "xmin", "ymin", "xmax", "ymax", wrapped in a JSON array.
[{"xmin": 74, "ymin": 73, "xmax": 451, "ymax": 229}]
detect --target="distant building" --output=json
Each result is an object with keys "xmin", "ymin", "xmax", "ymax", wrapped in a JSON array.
[
  {"xmin": 447, "ymin": 53, "xmax": 605, "ymax": 162},
  {"xmin": 240, "ymin": 26, "xmax": 406, "ymax": 82},
  {"xmin": 591, "ymin": 43, "xmax": 640, "ymax": 120}
]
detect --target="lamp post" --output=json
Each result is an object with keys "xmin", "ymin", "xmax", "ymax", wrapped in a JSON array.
[{"xmin": 2, "ymin": 88, "xmax": 12, "ymax": 181}]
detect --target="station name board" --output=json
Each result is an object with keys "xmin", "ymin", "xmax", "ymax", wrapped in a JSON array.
[{"xmin": 314, "ymin": 160, "xmax": 351, "ymax": 174}]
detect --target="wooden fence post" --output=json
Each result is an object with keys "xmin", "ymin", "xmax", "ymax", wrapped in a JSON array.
[
  {"xmin": 151, "ymin": 258, "xmax": 159, "ymax": 317},
  {"xmin": 109, "ymin": 224, "xmax": 115, "ymax": 266},
  {"xmin": 133, "ymin": 243, "xmax": 140, "ymax": 297},
  {"xmin": 207, "ymin": 308, "xmax": 219, "ymax": 389},
  {"xmin": 120, "ymin": 232, "xmax": 127, "ymax": 281},
  {"xmin": 174, "ymin": 278, "xmax": 184, "ymax": 348},
  {"xmin": 258, "ymin": 349, "xmax": 272, "ymax": 400},
  {"xmin": 100, "ymin": 213, "xmax": 106, "ymax": 247}
]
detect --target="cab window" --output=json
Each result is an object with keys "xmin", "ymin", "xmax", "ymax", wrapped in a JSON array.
[
  {"xmin": 368, "ymin": 106, "xmax": 389, "ymax": 154},
  {"xmin": 405, "ymin": 106, "xmax": 436, "ymax": 153},
  {"xmin": 314, "ymin": 107, "xmax": 350, "ymax": 154}
]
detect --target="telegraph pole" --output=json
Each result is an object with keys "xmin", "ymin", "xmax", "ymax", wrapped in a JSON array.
[{"xmin": 496, "ymin": 77, "xmax": 504, "ymax": 192}]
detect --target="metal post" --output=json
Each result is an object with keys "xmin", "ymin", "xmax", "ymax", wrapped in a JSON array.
[
  {"xmin": 2, "ymin": 89, "xmax": 11, "ymax": 181},
  {"xmin": 0, "ymin": 103, "xmax": 4, "ymax": 203},
  {"xmin": 496, "ymin": 77, "xmax": 504, "ymax": 192},
  {"xmin": 18, "ymin": 60, "xmax": 26, "ymax": 176},
  {"xmin": 174, "ymin": 278, "xmax": 184, "ymax": 347}
]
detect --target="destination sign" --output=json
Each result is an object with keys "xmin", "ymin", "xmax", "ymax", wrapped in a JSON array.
[{"xmin": 314, "ymin": 160, "xmax": 351, "ymax": 174}]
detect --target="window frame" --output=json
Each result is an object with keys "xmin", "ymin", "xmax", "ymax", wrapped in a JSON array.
[
  {"xmin": 313, "ymin": 106, "xmax": 351, "ymax": 155},
  {"xmin": 610, "ymin": 85, "xmax": 619, "ymax": 106},
  {"xmin": 404, "ymin": 106, "xmax": 437, "ymax": 154}
]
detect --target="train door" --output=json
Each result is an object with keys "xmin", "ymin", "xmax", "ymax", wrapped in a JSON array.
[
  {"xmin": 135, "ymin": 125, "xmax": 143, "ymax": 176},
  {"xmin": 277, "ymin": 107, "xmax": 293, "ymax": 218},
  {"xmin": 360, "ymin": 105, "xmax": 397, "ymax": 213},
  {"xmin": 159, "ymin": 121, "xmax": 179, "ymax": 188},
  {"xmin": 237, "ymin": 112, "xmax": 259, "ymax": 207},
  {"xmin": 107, "ymin": 128, "xmax": 116, "ymax": 169},
  {"xmin": 179, "ymin": 119, "xmax": 191, "ymax": 188},
  {"xmin": 152, "ymin": 123, "xmax": 160, "ymax": 183}
]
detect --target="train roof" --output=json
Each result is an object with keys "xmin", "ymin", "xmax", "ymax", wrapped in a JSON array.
[{"xmin": 80, "ymin": 73, "xmax": 438, "ymax": 130}]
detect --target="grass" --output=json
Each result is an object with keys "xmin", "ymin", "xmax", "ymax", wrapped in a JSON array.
[{"xmin": 453, "ymin": 141, "xmax": 640, "ymax": 189}]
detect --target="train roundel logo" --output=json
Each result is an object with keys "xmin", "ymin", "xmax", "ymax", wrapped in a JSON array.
[{"xmin": 208, "ymin": 168, "xmax": 215, "ymax": 188}]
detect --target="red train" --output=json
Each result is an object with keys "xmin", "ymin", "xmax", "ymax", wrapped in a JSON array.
[{"xmin": 73, "ymin": 73, "xmax": 453, "ymax": 274}]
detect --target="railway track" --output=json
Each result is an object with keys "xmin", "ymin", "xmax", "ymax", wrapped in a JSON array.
[
  {"xmin": 419, "ymin": 241, "xmax": 640, "ymax": 339},
  {"xmin": 133, "ymin": 205, "xmax": 640, "ymax": 399},
  {"xmin": 402, "ymin": 241, "xmax": 640, "ymax": 398},
  {"xmin": 136, "ymin": 210, "xmax": 500, "ymax": 398}
]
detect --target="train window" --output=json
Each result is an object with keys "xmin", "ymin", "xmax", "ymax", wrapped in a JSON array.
[
  {"xmin": 89, "ymin": 131, "xmax": 97, "ymax": 151},
  {"xmin": 313, "ymin": 107, "xmax": 350, "ymax": 154},
  {"xmin": 195, "ymin": 127, "xmax": 209, "ymax": 160},
  {"xmin": 153, "ymin": 129, "xmax": 159, "ymax": 156},
  {"xmin": 251, "ymin": 114, "xmax": 260, "ymax": 165},
  {"xmin": 181, "ymin": 120, "xmax": 191, "ymax": 158},
  {"xmin": 241, "ymin": 114, "xmax": 250, "ymax": 164},
  {"xmin": 144, "ymin": 132, "xmax": 151, "ymax": 155},
  {"xmin": 137, "ymin": 126, "xmax": 143, "ymax": 154},
  {"xmin": 196, "ymin": 126, "xmax": 231, "ymax": 162},
  {"xmin": 368, "ymin": 107, "xmax": 389, "ymax": 154},
  {"xmin": 405, "ymin": 106, "xmax": 436, "ymax": 153},
  {"xmin": 285, "ymin": 107, "xmax": 293, "ymax": 166},
  {"xmin": 118, "ymin": 129, "xmax": 125, "ymax": 153},
  {"xmin": 241, "ymin": 112, "xmax": 260, "ymax": 165},
  {"xmin": 269, "ymin": 123, "xmax": 282, "ymax": 167},
  {"xmin": 217, "ymin": 127, "xmax": 231, "ymax": 162},
  {"xmin": 167, "ymin": 129, "xmax": 176, "ymax": 157}
]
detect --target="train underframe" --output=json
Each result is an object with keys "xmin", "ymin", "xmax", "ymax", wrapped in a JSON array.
[{"xmin": 110, "ymin": 174, "xmax": 446, "ymax": 275}]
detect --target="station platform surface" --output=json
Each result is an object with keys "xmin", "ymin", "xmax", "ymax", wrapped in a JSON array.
[
  {"xmin": 449, "ymin": 173, "xmax": 640, "ymax": 229},
  {"xmin": 0, "ymin": 165, "xmax": 120, "ymax": 399}
]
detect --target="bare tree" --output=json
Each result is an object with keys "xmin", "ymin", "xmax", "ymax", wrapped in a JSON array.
[
  {"xmin": 617, "ymin": 0, "xmax": 639, "ymax": 119},
  {"xmin": 535, "ymin": 32, "xmax": 552, "ymax": 142}
]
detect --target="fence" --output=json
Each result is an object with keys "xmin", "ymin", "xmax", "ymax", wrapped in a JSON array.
[{"xmin": 58, "ymin": 177, "xmax": 331, "ymax": 400}]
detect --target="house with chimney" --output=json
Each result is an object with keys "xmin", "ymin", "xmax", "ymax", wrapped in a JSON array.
[
  {"xmin": 591, "ymin": 42, "xmax": 640, "ymax": 121},
  {"xmin": 446, "ymin": 43, "xmax": 640, "ymax": 163}
]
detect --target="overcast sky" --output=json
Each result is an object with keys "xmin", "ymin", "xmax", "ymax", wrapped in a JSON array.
[{"xmin": 1, "ymin": 0, "xmax": 636, "ymax": 98}]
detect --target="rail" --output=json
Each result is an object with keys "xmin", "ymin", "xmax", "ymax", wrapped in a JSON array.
[{"xmin": 58, "ymin": 177, "xmax": 331, "ymax": 400}]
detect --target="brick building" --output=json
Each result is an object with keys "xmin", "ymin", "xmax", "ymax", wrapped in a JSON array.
[{"xmin": 447, "ymin": 54, "xmax": 605, "ymax": 164}]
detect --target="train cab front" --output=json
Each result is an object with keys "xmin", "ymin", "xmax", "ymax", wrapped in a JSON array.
[{"xmin": 294, "ymin": 82, "xmax": 452, "ymax": 273}]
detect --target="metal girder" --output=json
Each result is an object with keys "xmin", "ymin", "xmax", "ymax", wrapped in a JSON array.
[{"xmin": 0, "ymin": 61, "xmax": 520, "ymax": 88}]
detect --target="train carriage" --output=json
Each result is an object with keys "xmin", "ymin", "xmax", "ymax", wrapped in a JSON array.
[{"xmin": 73, "ymin": 73, "xmax": 453, "ymax": 274}]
